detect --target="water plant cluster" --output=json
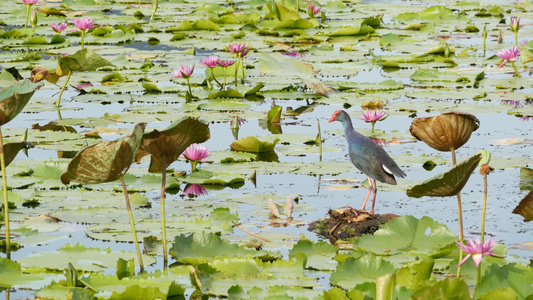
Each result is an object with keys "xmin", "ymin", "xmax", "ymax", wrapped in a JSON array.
[{"xmin": 0, "ymin": 0, "xmax": 532, "ymax": 299}]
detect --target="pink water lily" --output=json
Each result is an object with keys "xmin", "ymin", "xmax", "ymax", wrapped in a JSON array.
[
  {"xmin": 173, "ymin": 65, "xmax": 194, "ymax": 78},
  {"xmin": 200, "ymin": 56, "xmax": 220, "ymax": 68},
  {"xmin": 226, "ymin": 42, "xmax": 248, "ymax": 54},
  {"xmin": 496, "ymin": 46, "xmax": 521, "ymax": 77},
  {"xmin": 282, "ymin": 51, "xmax": 306, "ymax": 58},
  {"xmin": 22, "ymin": 0, "xmax": 39, "ymax": 4},
  {"xmin": 22, "ymin": 0, "xmax": 39, "ymax": 28},
  {"xmin": 308, "ymin": 2, "xmax": 322, "ymax": 18},
  {"xmin": 218, "ymin": 60, "xmax": 235, "ymax": 89},
  {"xmin": 50, "ymin": 23, "xmax": 67, "ymax": 34},
  {"xmin": 358, "ymin": 109, "xmax": 387, "ymax": 132},
  {"xmin": 455, "ymin": 238, "xmax": 502, "ymax": 268},
  {"xmin": 231, "ymin": 116, "xmax": 246, "ymax": 128},
  {"xmin": 72, "ymin": 17, "xmax": 94, "ymax": 31},
  {"xmin": 180, "ymin": 144, "xmax": 211, "ymax": 172},
  {"xmin": 218, "ymin": 60, "xmax": 235, "ymax": 67},
  {"xmin": 184, "ymin": 184, "xmax": 209, "ymax": 197}
]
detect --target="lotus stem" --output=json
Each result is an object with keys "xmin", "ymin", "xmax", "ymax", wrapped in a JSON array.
[
  {"xmin": 24, "ymin": 4, "xmax": 30, "ymax": 28},
  {"xmin": 514, "ymin": 32, "xmax": 518, "ymax": 47},
  {"xmin": 160, "ymin": 156, "xmax": 168, "ymax": 269},
  {"xmin": 186, "ymin": 78, "xmax": 193, "ymax": 100},
  {"xmin": 222, "ymin": 67, "xmax": 227, "ymax": 90},
  {"xmin": 240, "ymin": 56, "xmax": 245, "ymax": 82},
  {"xmin": 296, "ymin": 0, "xmax": 299, "ymax": 12},
  {"xmin": 57, "ymin": 70, "xmax": 73, "ymax": 108},
  {"xmin": 234, "ymin": 54, "xmax": 239, "ymax": 86},
  {"xmin": 0, "ymin": 128, "xmax": 11, "ymax": 259},
  {"xmin": 120, "ymin": 176, "xmax": 144, "ymax": 273},
  {"xmin": 317, "ymin": 119, "xmax": 322, "ymax": 162},
  {"xmin": 150, "ymin": 0, "xmax": 158, "ymax": 22},
  {"xmin": 451, "ymin": 148, "xmax": 464, "ymax": 277},
  {"xmin": 210, "ymin": 68, "xmax": 222, "ymax": 88},
  {"xmin": 510, "ymin": 61, "xmax": 522, "ymax": 78},
  {"xmin": 231, "ymin": 221, "xmax": 272, "ymax": 242},
  {"xmin": 80, "ymin": 30, "xmax": 86, "ymax": 49}
]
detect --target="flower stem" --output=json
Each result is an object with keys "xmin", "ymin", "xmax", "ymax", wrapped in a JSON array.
[
  {"xmin": 511, "ymin": 61, "xmax": 522, "ymax": 78},
  {"xmin": 452, "ymin": 149, "xmax": 464, "ymax": 277},
  {"xmin": 234, "ymin": 54, "xmax": 240, "ymax": 86},
  {"xmin": 514, "ymin": 32, "xmax": 518, "ymax": 46},
  {"xmin": 191, "ymin": 160, "xmax": 198, "ymax": 173},
  {"xmin": 120, "ymin": 176, "xmax": 144, "ymax": 273},
  {"xmin": 25, "ymin": 4, "xmax": 30, "ymax": 28},
  {"xmin": 81, "ymin": 30, "xmax": 85, "ymax": 49},
  {"xmin": 57, "ymin": 70, "xmax": 73, "ymax": 108},
  {"xmin": 241, "ymin": 57, "xmax": 245, "ymax": 81},
  {"xmin": 210, "ymin": 68, "xmax": 222, "ymax": 87},
  {"xmin": 222, "ymin": 67, "xmax": 227, "ymax": 90},
  {"xmin": 186, "ymin": 78, "xmax": 193, "ymax": 97},
  {"xmin": 160, "ymin": 156, "xmax": 168, "ymax": 269},
  {"xmin": 0, "ymin": 127, "xmax": 11, "ymax": 259}
]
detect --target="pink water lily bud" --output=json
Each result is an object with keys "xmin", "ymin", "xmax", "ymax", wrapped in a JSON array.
[
  {"xmin": 200, "ymin": 56, "xmax": 220, "ymax": 68},
  {"xmin": 308, "ymin": 2, "xmax": 322, "ymax": 18},
  {"xmin": 72, "ymin": 17, "xmax": 94, "ymax": 31},
  {"xmin": 510, "ymin": 16, "xmax": 520, "ymax": 33},
  {"xmin": 455, "ymin": 238, "xmax": 502, "ymax": 268},
  {"xmin": 184, "ymin": 184, "xmax": 208, "ymax": 197},
  {"xmin": 173, "ymin": 64, "xmax": 195, "ymax": 78}
]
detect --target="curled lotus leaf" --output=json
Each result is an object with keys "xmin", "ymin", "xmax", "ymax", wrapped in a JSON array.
[
  {"xmin": 0, "ymin": 80, "xmax": 42, "ymax": 126},
  {"xmin": 230, "ymin": 136, "xmax": 279, "ymax": 153},
  {"xmin": 60, "ymin": 123, "xmax": 145, "ymax": 185},
  {"xmin": 512, "ymin": 189, "xmax": 533, "ymax": 221},
  {"xmin": 136, "ymin": 117, "xmax": 210, "ymax": 172},
  {"xmin": 407, "ymin": 153, "xmax": 482, "ymax": 198},
  {"xmin": 1, "ymin": 141, "xmax": 33, "ymax": 170},
  {"xmin": 409, "ymin": 112, "xmax": 479, "ymax": 151}
]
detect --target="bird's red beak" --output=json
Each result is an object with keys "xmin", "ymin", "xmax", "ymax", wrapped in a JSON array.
[{"xmin": 328, "ymin": 111, "xmax": 339, "ymax": 123}]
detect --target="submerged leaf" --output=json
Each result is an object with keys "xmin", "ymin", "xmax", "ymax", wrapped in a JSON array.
[
  {"xmin": 410, "ymin": 112, "xmax": 479, "ymax": 151},
  {"xmin": 407, "ymin": 153, "xmax": 482, "ymax": 198},
  {"xmin": 60, "ymin": 123, "xmax": 145, "ymax": 184}
]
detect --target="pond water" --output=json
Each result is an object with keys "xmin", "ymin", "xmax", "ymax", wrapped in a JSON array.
[{"xmin": 1, "ymin": 0, "xmax": 533, "ymax": 298}]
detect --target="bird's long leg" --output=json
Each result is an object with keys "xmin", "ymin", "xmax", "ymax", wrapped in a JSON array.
[
  {"xmin": 370, "ymin": 179, "xmax": 377, "ymax": 214},
  {"xmin": 360, "ymin": 176, "xmax": 373, "ymax": 211}
]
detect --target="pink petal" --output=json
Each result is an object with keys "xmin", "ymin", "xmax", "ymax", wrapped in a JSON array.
[
  {"xmin": 456, "ymin": 254, "xmax": 471, "ymax": 269},
  {"xmin": 472, "ymin": 253, "xmax": 483, "ymax": 268}
]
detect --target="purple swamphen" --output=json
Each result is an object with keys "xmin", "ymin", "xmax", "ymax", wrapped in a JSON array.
[{"xmin": 329, "ymin": 110, "xmax": 406, "ymax": 213}]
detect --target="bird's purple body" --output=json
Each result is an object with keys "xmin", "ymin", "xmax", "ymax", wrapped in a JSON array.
[{"xmin": 329, "ymin": 110, "xmax": 406, "ymax": 212}]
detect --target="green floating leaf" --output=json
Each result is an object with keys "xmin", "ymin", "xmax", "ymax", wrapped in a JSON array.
[
  {"xmin": 35, "ymin": 282, "xmax": 96, "ymax": 300},
  {"xmin": 267, "ymin": 105, "xmax": 282, "ymax": 123},
  {"xmin": 137, "ymin": 117, "xmax": 210, "ymax": 172},
  {"xmin": 512, "ymin": 189, "xmax": 533, "ymax": 221},
  {"xmin": 407, "ymin": 153, "xmax": 482, "ymax": 198},
  {"xmin": 410, "ymin": 278, "xmax": 470, "ymax": 299},
  {"xmin": 0, "ymin": 80, "xmax": 42, "ymax": 126},
  {"xmin": 230, "ymin": 136, "xmax": 279, "ymax": 153},
  {"xmin": 288, "ymin": 239, "xmax": 338, "ymax": 271},
  {"xmin": 477, "ymin": 263, "xmax": 533, "ymax": 298},
  {"xmin": 330, "ymin": 255, "xmax": 395, "ymax": 290},
  {"xmin": 37, "ymin": 6, "xmax": 66, "ymax": 16},
  {"xmin": 380, "ymin": 33, "xmax": 402, "ymax": 46},
  {"xmin": 0, "ymin": 257, "xmax": 47, "ymax": 288},
  {"xmin": 208, "ymin": 89, "xmax": 243, "ymax": 99},
  {"xmin": 329, "ymin": 24, "xmax": 375, "ymax": 36},
  {"xmin": 356, "ymin": 216, "xmax": 456, "ymax": 255},
  {"xmin": 59, "ymin": 48, "xmax": 115, "ymax": 74},
  {"xmin": 60, "ymin": 123, "xmax": 145, "ymax": 185},
  {"xmin": 520, "ymin": 168, "xmax": 533, "ymax": 191},
  {"xmin": 1, "ymin": 141, "xmax": 33, "ymax": 170},
  {"xmin": 169, "ymin": 232, "xmax": 280, "ymax": 264}
]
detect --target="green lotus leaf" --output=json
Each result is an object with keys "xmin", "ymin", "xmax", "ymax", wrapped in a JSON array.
[
  {"xmin": 288, "ymin": 239, "xmax": 338, "ymax": 271},
  {"xmin": 478, "ymin": 288, "xmax": 518, "ymax": 300},
  {"xmin": 273, "ymin": 19, "xmax": 314, "ymax": 29},
  {"xmin": 37, "ymin": 6, "xmax": 66, "ymax": 16},
  {"xmin": 0, "ymin": 258, "xmax": 50, "ymax": 288},
  {"xmin": 192, "ymin": 19, "xmax": 221, "ymax": 31},
  {"xmin": 520, "ymin": 43, "xmax": 533, "ymax": 64},
  {"xmin": 136, "ymin": 117, "xmax": 210, "ymax": 172},
  {"xmin": 410, "ymin": 278, "xmax": 470, "ymax": 299},
  {"xmin": 267, "ymin": 105, "xmax": 282, "ymax": 123},
  {"xmin": 169, "ymin": 232, "xmax": 280, "ymax": 265},
  {"xmin": 356, "ymin": 216, "xmax": 456, "ymax": 255},
  {"xmin": 208, "ymin": 90, "xmax": 243, "ymax": 99},
  {"xmin": 330, "ymin": 255, "xmax": 396, "ymax": 290},
  {"xmin": 268, "ymin": 3, "xmax": 300, "ymax": 21},
  {"xmin": 419, "ymin": 6, "xmax": 455, "ymax": 20},
  {"xmin": 512, "ymin": 189, "xmax": 533, "ymax": 221},
  {"xmin": 380, "ymin": 33, "xmax": 402, "ymax": 46},
  {"xmin": 407, "ymin": 153, "xmax": 482, "ymax": 198},
  {"xmin": 0, "ymin": 80, "xmax": 42, "ymax": 126},
  {"xmin": 60, "ymin": 123, "xmax": 145, "ymax": 184},
  {"xmin": 17, "ymin": 243, "xmax": 155, "ymax": 272},
  {"xmin": 230, "ymin": 136, "xmax": 279, "ymax": 153},
  {"xmin": 395, "ymin": 258, "xmax": 434, "ymax": 291},
  {"xmin": 34, "ymin": 282, "xmax": 96, "ymax": 300},
  {"xmin": 22, "ymin": 36, "xmax": 49, "ymax": 45},
  {"xmin": 61, "ymin": 48, "xmax": 115, "ymax": 74},
  {"xmin": 329, "ymin": 25, "xmax": 375, "ymax": 36}
]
